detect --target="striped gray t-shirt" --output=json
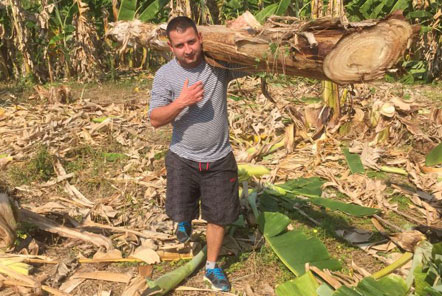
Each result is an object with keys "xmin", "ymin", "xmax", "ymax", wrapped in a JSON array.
[{"xmin": 149, "ymin": 58, "xmax": 245, "ymax": 162}]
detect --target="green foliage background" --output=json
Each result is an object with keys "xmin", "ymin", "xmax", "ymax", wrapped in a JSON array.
[{"xmin": 0, "ymin": 0, "xmax": 440, "ymax": 83}]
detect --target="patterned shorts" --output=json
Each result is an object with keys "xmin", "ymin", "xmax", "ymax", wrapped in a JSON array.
[{"xmin": 165, "ymin": 150, "xmax": 240, "ymax": 226}]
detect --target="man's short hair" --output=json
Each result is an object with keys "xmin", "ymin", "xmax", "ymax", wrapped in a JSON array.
[{"xmin": 166, "ymin": 16, "xmax": 198, "ymax": 39}]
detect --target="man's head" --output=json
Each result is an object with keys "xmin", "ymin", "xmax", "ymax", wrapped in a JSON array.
[{"xmin": 166, "ymin": 16, "xmax": 203, "ymax": 68}]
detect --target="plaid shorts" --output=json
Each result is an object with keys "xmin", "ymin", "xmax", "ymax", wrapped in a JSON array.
[{"xmin": 165, "ymin": 150, "xmax": 240, "ymax": 226}]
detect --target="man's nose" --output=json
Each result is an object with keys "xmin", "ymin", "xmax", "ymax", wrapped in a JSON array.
[{"xmin": 184, "ymin": 44, "xmax": 192, "ymax": 53}]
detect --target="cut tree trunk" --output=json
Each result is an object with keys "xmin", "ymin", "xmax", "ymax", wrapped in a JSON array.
[{"xmin": 106, "ymin": 11, "xmax": 419, "ymax": 84}]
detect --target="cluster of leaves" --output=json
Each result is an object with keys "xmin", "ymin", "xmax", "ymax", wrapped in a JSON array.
[{"xmin": 221, "ymin": 0, "xmax": 312, "ymax": 21}]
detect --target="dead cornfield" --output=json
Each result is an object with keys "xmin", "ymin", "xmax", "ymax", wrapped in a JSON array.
[{"xmin": 0, "ymin": 75, "xmax": 441, "ymax": 295}]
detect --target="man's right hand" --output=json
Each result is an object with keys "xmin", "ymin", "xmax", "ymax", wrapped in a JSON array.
[
  {"xmin": 149, "ymin": 79, "xmax": 204, "ymax": 128},
  {"xmin": 175, "ymin": 79, "xmax": 204, "ymax": 108}
]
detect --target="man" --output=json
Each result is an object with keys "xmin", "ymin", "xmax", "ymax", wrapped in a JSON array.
[{"xmin": 149, "ymin": 16, "xmax": 245, "ymax": 292}]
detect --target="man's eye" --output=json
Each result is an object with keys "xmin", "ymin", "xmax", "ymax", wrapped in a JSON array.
[{"xmin": 188, "ymin": 40, "xmax": 195, "ymax": 45}]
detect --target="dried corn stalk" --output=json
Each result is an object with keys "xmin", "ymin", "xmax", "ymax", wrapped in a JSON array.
[{"xmin": 107, "ymin": 11, "xmax": 419, "ymax": 84}]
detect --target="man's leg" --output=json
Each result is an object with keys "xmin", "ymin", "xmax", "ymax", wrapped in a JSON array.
[
  {"xmin": 165, "ymin": 151, "xmax": 200, "ymax": 242},
  {"xmin": 206, "ymin": 223, "xmax": 225, "ymax": 262},
  {"xmin": 204, "ymin": 223, "xmax": 230, "ymax": 291},
  {"xmin": 200, "ymin": 153, "xmax": 240, "ymax": 292}
]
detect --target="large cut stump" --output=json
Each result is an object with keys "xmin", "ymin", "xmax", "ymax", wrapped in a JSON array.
[{"xmin": 107, "ymin": 11, "xmax": 419, "ymax": 84}]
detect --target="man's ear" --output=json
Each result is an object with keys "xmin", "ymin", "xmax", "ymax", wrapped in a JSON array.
[
  {"xmin": 167, "ymin": 41, "xmax": 173, "ymax": 52},
  {"xmin": 198, "ymin": 32, "xmax": 202, "ymax": 42}
]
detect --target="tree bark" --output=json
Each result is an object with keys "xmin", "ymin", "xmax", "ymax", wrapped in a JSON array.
[{"xmin": 106, "ymin": 11, "xmax": 419, "ymax": 84}]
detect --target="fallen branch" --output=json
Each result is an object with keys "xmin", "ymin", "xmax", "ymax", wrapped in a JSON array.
[
  {"xmin": 20, "ymin": 208, "xmax": 113, "ymax": 250},
  {"xmin": 80, "ymin": 220, "xmax": 173, "ymax": 241}
]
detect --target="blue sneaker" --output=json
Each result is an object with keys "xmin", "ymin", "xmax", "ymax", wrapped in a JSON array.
[
  {"xmin": 176, "ymin": 221, "xmax": 191, "ymax": 243},
  {"xmin": 204, "ymin": 267, "xmax": 231, "ymax": 292}
]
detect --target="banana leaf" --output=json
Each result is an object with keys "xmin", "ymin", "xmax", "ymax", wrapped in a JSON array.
[
  {"xmin": 138, "ymin": 0, "xmax": 169, "ymax": 22},
  {"xmin": 144, "ymin": 246, "xmax": 207, "ymax": 295},
  {"xmin": 309, "ymin": 197, "xmax": 379, "ymax": 217},
  {"xmin": 272, "ymin": 177, "xmax": 325, "ymax": 198},
  {"xmin": 276, "ymin": 271, "xmax": 319, "ymax": 296},
  {"xmin": 258, "ymin": 212, "xmax": 341, "ymax": 276},
  {"xmin": 332, "ymin": 275, "xmax": 408, "ymax": 296},
  {"xmin": 255, "ymin": 4, "xmax": 278, "ymax": 23},
  {"xmin": 275, "ymin": 0, "xmax": 291, "ymax": 16},
  {"xmin": 118, "ymin": 0, "xmax": 137, "ymax": 21},
  {"xmin": 267, "ymin": 177, "xmax": 378, "ymax": 217},
  {"xmin": 342, "ymin": 148, "xmax": 365, "ymax": 174},
  {"xmin": 425, "ymin": 142, "xmax": 442, "ymax": 166}
]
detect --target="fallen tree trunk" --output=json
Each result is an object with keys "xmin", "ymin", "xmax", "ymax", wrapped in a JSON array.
[{"xmin": 106, "ymin": 11, "xmax": 419, "ymax": 84}]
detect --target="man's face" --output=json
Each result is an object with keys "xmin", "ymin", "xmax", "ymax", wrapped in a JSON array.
[{"xmin": 168, "ymin": 27, "xmax": 203, "ymax": 68}]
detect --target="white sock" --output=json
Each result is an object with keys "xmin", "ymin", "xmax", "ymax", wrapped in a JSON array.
[{"xmin": 206, "ymin": 261, "xmax": 216, "ymax": 269}]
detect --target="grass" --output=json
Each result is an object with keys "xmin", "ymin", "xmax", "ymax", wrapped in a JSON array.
[
  {"xmin": 8, "ymin": 145, "xmax": 55, "ymax": 185},
  {"xmin": 390, "ymin": 193, "xmax": 411, "ymax": 211}
]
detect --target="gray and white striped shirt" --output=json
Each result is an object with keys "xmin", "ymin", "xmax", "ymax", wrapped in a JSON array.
[{"xmin": 149, "ymin": 58, "xmax": 246, "ymax": 162}]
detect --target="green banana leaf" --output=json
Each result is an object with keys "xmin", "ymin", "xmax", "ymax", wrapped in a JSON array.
[
  {"xmin": 309, "ymin": 197, "xmax": 379, "ymax": 217},
  {"xmin": 258, "ymin": 212, "xmax": 341, "ymax": 276},
  {"xmin": 275, "ymin": 0, "xmax": 291, "ymax": 16},
  {"xmin": 273, "ymin": 177, "xmax": 324, "ymax": 197},
  {"xmin": 268, "ymin": 177, "xmax": 378, "ymax": 217},
  {"xmin": 255, "ymin": 3, "xmax": 278, "ymax": 23},
  {"xmin": 390, "ymin": 0, "xmax": 409, "ymax": 13},
  {"xmin": 276, "ymin": 271, "xmax": 319, "ymax": 296},
  {"xmin": 258, "ymin": 211, "xmax": 290, "ymax": 237},
  {"xmin": 342, "ymin": 148, "xmax": 365, "ymax": 174},
  {"xmin": 145, "ymin": 246, "xmax": 207, "ymax": 295},
  {"xmin": 138, "ymin": 0, "xmax": 169, "ymax": 22},
  {"xmin": 332, "ymin": 275, "xmax": 408, "ymax": 296},
  {"xmin": 118, "ymin": 0, "xmax": 137, "ymax": 21},
  {"xmin": 425, "ymin": 142, "xmax": 442, "ymax": 166}
]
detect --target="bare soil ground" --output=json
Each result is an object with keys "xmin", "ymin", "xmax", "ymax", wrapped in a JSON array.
[{"xmin": 0, "ymin": 74, "xmax": 441, "ymax": 295}]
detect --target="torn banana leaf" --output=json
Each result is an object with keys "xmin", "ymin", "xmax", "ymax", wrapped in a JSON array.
[
  {"xmin": 425, "ymin": 142, "xmax": 442, "ymax": 166},
  {"xmin": 258, "ymin": 211, "xmax": 341, "ymax": 276},
  {"xmin": 342, "ymin": 148, "xmax": 365, "ymax": 174},
  {"xmin": 332, "ymin": 274, "xmax": 408, "ymax": 296},
  {"xmin": 276, "ymin": 271, "xmax": 319, "ymax": 296}
]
